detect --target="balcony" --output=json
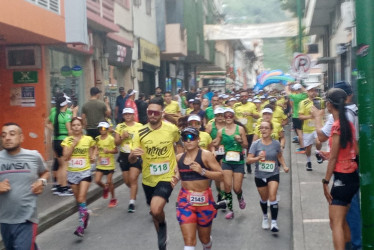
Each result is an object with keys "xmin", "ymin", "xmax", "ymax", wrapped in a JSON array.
[
  {"xmin": 161, "ymin": 23, "xmax": 187, "ymax": 59},
  {"xmin": 87, "ymin": 0, "xmax": 119, "ymax": 32}
]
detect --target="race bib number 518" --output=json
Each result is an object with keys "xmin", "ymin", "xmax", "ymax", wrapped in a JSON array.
[{"xmin": 150, "ymin": 162, "xmax": 170, "ymax": 175}]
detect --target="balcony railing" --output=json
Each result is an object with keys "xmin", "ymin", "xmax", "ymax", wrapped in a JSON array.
[{"xmin": 87, "ymin": 0, "xmax": 114, "ymax": 23}]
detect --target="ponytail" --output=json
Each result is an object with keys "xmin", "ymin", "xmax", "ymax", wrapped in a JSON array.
[{"xmin": 338, "ymin": 98, "xmax": 352, "ymax": 148}]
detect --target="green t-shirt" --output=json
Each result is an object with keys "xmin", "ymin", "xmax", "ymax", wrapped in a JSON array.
[
  {"xmin": 49, "ymin": 108, "xmax": 72, "ymax": 140},
  {"xmin": 205, "ymin": 107, "xmax": 214, "ymax": 121},
  {"xmin": 289, "ymin": 93, "xmax": 308, "ymax": 118},
  {"xmin": 181, "ymin": 96, "xmax": 187, "ymax": 109},
  {"xmin": 82, "ymin": 100, "xmax": 107, "ymax": 129}
]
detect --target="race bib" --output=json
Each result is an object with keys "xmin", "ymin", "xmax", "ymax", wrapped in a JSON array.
[
  {"xmin": 150, "ymin": 162, "xmax": 170, "ymax": 175},
  {"xmin": 259, "ymin": 160, "xmax": 276, "ymax": 172},
  {"xmin": 70, "ymin": 158, "xmax": 86, "ymax": 169},
  {"xmin": 225, "ymin": 151, "xmax": 240, "ymax": 162},
  {"xmin": 99, "ymin": 157, "xmax": 110, "ymax": 165},
  {"xmin": 215, "ymin": 145, "xmax": 225, "ymax": 155},
  {"xmin": 188, "ymin": 191, "xmax": 209, "ymax": 206},
  {"xmin": 238, "ymin": 118, "xmax": 248, "ymax": 125},
  {"xmin": 121, "ymin": 144, "xmax": 131, "ymax": 153}
]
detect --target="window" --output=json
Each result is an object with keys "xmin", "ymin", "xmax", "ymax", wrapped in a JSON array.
[
  {"xmin": 25, "ymin": 0, "xmax": 60, "ymax": 14},
  {"xmin": 146, "ymin": 0, "xmax": 151, "ymax": 15},
  {"xmin": 115, "ymin": 0, "xmax": 130, "ymax": 9}
]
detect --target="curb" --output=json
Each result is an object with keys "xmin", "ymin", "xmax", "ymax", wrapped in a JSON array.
[{"xmin": 291, "ymin": 132, "xmax": 306, "ymax": 250}]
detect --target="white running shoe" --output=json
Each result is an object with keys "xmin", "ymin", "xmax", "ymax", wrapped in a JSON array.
[
  {"xmin": 271, "ymin": 220, "xmax": 279, "ymax": 232},
  {"xmin": 262, "ymin": 216, "xmax": 270, "ymax": 230}
]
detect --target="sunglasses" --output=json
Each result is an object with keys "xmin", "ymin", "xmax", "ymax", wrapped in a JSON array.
[
  {"xmin": 147, "ymin": 109, "xmax": 162, "ymax": 117},
  {"xmin": 215, "ymin": 113, "xmax": 224, "ymax": 117},
  {"xmin": 224, "ymin": 113, "xmax": 234, "ymax": 119},
  {"xmin": 188, "ymin": 121, "xmax": 201, "ymax": 126},
  {"xmin": 181, "ymin": 133, "xmax": 198, "ymax": 142},
  {"xmin": 99, "ymin": 127, "xmax": 107, "ymax": 131}
]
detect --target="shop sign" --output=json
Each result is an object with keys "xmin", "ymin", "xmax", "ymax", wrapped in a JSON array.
[
  {"xmin": 13, "ymin": 71, "xmax": 38, "ymax": 84},
  {"xmin": 106, "ymin": 39, "xmax": 132, "ymax": 67},
  {"xmin": 203, "ymin": 78, "xmax": 226, "ymax": 86},
  {"xmin": 139, "ymin": 38, "xmax": 160, "ymax": 67}
]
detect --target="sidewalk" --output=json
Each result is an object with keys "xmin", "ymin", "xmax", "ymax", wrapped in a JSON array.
[{"xmin": 291, "ymin": 131, "xmax": 333, "ymax": 250}]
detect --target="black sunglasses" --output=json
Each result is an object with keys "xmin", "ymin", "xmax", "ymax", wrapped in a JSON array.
[{"xmin": 181, "ymin": 133, "xmax": 198, "ymax": 142}]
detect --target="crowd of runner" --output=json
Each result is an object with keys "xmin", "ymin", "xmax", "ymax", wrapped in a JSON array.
[{"xmin": 20, "ymin": 81, "xmax": 360, "ymax": 250}]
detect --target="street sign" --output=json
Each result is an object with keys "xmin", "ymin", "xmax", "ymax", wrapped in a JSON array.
[
  {"xmin": 13, "ymin": 71, "xmax": 38, "ymax": 84},
  {"xmin": 292, "ymin": 54, "xmax": 311, "ymax": 74}
]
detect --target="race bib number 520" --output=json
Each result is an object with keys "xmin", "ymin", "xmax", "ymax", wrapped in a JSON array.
[
  {"xmin": 259, "ymin": 161, "xmax": 276, "ymax": 172},
  {"xmin": 150, "ymin": 162, "xmax": 170, "ymax": 175}
]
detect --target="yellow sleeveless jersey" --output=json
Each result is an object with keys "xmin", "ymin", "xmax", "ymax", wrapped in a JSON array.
[
  {"xmin": 95, "ymin": 135, "xmax": 116, "ymax": 170},
  {"xmin": 198, "ymin": 131, "xmax": 212, "ymax": 150},
  {"xmin": 61, "ymin": 135, "xmax": 96, "ymax": 172},
  {"xmin": 299, "ymin": 97, "xmax": 324, "ymax": 133},
  {"xmin": 132, "ymin": 122, "xmax": 180, "ymax": 187},
  {"xmin": 115, "ymin": 122, "xmax": 143, "ymax": 153},
  {"xmin": 234, "ymin": 102, "xmax": 259, "ymax": 134}
]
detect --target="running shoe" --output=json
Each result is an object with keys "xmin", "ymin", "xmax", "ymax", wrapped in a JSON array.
[
  {"xmin": 306, "ymin": 162, "xmax": 313, "ymax": 171},
  {"xmin": 58, "ymin": 187, "xmax": 74, "ymax": 197},
  {"xmin": 103, "ymin": 186, "xmax": 109, "ymax": 199},
  {"xmin": 108, "ymin": 199, "xmax": 118, "ymax": 208},
  {"xmin": 238, "ymin": 197, "xmax": 246, "ymax": 209},
  {"xmin": 74, "ymin": 226, "xmax": 84, "ymax": 237},
  {"xmin": 295, "ymin": 147, "xmax": 306, "ymax": 154},
  {"xmin": 53, "ymin": 186, "xmax": 62, "ymax": 195},
  {"xmin": 128, "ymin": 203, "xmax": 135, "ymax": 212},
  {"xmin": 262, "ymin": 216, "xmax": 270, "ymax": 230},
  {"xmin": 270, "ymin": 221, "xmax": 279, "ymax": 232},
  {"xmin": 157, "ymin": 222, "xmax": 167, "ymax": 250},
  {"xmin": 315, "ymin": 151, "xmax": 324, "ymax": 164},
  {"xmin": 51, "ymin": 184, "xmax": 59, "ymax": 191},
  {"xmin": 216, "ymin": 193, "xmax": 222, "ymax": 203},
  {"xmin": 225, "ymin": 211, "xmax": 234, "ymax": 219},
  {"xmin": 83, "ymin": 211, "xmax": 90, "ymax": 229},
  {"xmin": 292, "ymin": 136, "xmax": 299, "ymax": 143}
]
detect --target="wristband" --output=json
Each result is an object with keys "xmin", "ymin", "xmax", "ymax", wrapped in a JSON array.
[{"xmin": 200, "ymin": 169, "xmax": 206, "ymax": 176}]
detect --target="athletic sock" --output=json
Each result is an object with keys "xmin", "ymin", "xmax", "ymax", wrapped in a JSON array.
[
  {"xmin": 220, "ymin": 190, "xmax": 226, "ymax": 200},
  {"xmin": 260, "ymin": 200, "xmax": 268, "ymax": 215},
  {"xmin": 306, "ymin": 156, "xmax": 311, "ymax": 162},
  {"xmin": 78, "ymin": 202, "xmax": 87, "ymax": 228},
  {"xmin": 202, "ymin": 237, "xmax": 212, "ymax": 250},
  {"xmin": 184, "ymin": 246, "xmax": 195, "ymax": 250},
  {"xmin": 269, "ymin": 201, "xmax": 278, "ymax": 220},
  {"xmin": 129, "ymin": 199, "xmax": 135, "ymax": 205},
  {"xmin": 225, "ymin": 192, "xmax": 233, "ymax": 211},
  {"xmin": 236, "ymin": 191, "xmax": 243, "ymax": 200}
]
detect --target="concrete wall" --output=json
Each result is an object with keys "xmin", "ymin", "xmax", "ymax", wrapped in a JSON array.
[{"xmin": 133, "ymin": 0, "xmax": 157, "ymax": 44}]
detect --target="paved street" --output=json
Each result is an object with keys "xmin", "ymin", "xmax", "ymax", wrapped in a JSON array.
[{"xmin": 36, "ymin": 131, "xmax": 292, "ymax": 250}]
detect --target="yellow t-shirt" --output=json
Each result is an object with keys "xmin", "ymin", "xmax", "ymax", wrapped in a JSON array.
[
  {"xmin": 115, "ymin": 122, "xmax": 143, "ymax": 153},
  {"xmin": 234, "ymin": 102, "xmax": 259, "ymax": 134},
  {"xmin": 95, "ymin": 135, "xmax": 116, "ymax": 170},
  {"xmin": 164, "ymin": 100, "xmax": 180, "ymax": 115},
  {"xmin": 61, "ymin": 136, "xmax": 96, "ymax": 172},
  {"xmin": 254, "ymin": 119, "xmax": 283, "ymax": 140},
  {"xmin": 299, "ymin": 97, "xmax": 324, "ymax": 133},
  {"xmin": 273, "ymin": 106, "xmax": 287, "ymax": 125},
  {"xmin": 233, "ymin": 102, "xmax": 242, "ymax": 109},
  {"xmin": 260, "ymin": 100, "xmax": 270, "ymax": 110},
  {"xmin": 198, "ymin": 131, "xmax": 212, "ymax": 150},
  {"xmin": 132, "ymin": 122, "xmax": 180, "ymax": 187},
  {"xmin": 186, "ymin": 108, "xmax": 192, "ymax": 115},
  {"xmin": 276, "ymin": 97, "xmax": 286, "ymax": 108}
]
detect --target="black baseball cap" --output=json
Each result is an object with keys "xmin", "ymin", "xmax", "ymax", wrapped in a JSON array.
[{"xmin": 181, "ymin": 127, "xmax": 199, "ymax": 137}]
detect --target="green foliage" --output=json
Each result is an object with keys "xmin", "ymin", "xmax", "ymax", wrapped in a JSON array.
[{"xmin": 279, "ymin": 0, "xmax": 305, "ymax": 17}]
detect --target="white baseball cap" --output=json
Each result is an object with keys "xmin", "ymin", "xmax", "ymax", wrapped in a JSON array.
[
  {"xmin": 306, "ymin": 83, "xmax": 320, "ymax": 91},
  {"xmin": 122, "ymin": 107, "xmax": 135, "ymax": 114},
  {"xmin": 253, "ymin": 98, "xmax": 261, "ymax": 103},
  {"xmin": 292, "ymin": 83, "xmax": 302, "ymax": 90},
  {"xmin": 224, "ymin": 108, "xmax": 235, "ymax": 114},
  {"xmin": 229, "ymin": 97, "xmax": 237, "ymax": 102},
  {"xmin": 214, "ymin": 107, "xmax": 225, "ymax": 114},
  {"xmin": 188, "ymin": 115, "xmax": 201, "ymax": 122},
  {"xmin": 262, "ymin": 108, "xmax": 273, "ymax": 114}
]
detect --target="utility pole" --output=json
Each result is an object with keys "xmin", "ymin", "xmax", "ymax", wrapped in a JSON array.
[
  {"xmin": 297, "ymin": 0, "xmax": 302, "ymax": 52},
  {"xmin": 355, "ymin": 0, "xmax": 374, "ymax": 248}
]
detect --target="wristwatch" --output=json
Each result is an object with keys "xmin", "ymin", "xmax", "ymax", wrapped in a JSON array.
[
  {"xmin": 322, "ymin": 178, "xmax": 329, "ymax": 185},
  {"xmin": 38, "ymin": 178, "xmax": 47, "ymax": 186}
]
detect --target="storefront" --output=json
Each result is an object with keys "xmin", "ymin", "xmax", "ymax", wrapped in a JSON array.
[{"xmin": 139, "ymin": 38, "xmax": 160, "ymax": 96}]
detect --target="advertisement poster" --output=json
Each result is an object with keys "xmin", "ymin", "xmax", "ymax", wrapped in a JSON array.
[
  {"xmin": 21, "ymin": 86, "xmax": 35, "ymax": 107},
  {"xmin": 10, "ymin": 87, "xmax": 21, "ymax": 106}
]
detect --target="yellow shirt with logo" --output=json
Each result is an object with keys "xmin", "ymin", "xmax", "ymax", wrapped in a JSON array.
[
  {"xmin": 115, "ymin": 122, "xmax": 143, "ymax": 153},
  {"xmin": 234, "ymin": 102, "xmax": 259, "ymax": 134},
  {"xmin": 95, "ymin": 135, "xmax": 116, "ymax": 170},
  {"xmin": 132, "ymin": 122, "xmax": 180, "ymax": 187},
  {"xmin": 273, "ymin": 106, "xmax": 287, "ymax": 125},
  {"xmin": 198, "ymin": 131, "xmax": 212, "ymax": 150},
  {"xmin": 164, "ymin": 100, "xmax": 180, "ymax": 115},
  {"xmin": 260, "ymin": 100, "xmax": 270, "ymax": 110},
  {"xmin": 299, "ymin": 97, "xmax": 324, "ymax": 133},
  {"xmin": 254, "ymin": 119, "xmax": 283, "ymax": 140},
  {"xmin": 61, "ymin": 136, "xmax": 96, "ymax": 172}
]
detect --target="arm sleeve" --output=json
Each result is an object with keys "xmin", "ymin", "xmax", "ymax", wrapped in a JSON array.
[{"xmin": 321, "ymin": 115, "xmax": 334, "ymax": 137}]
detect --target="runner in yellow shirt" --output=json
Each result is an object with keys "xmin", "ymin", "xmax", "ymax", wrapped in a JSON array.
[
  {"xmin": 115, "ymin": 107, "xmax": 144, "ymax": 212},
  {"xmin": 94, "ymin": 121, "xmax": 118, "ymax": 208},
  {"xmin": 164, "ymin": 91, "xmax": 181, "ymax": 119},
  {"xmin": 129, "ymin": 97, "xmax": 180, "ymax": 250},
  {"xmin": 187, "ymin": 115, "xmax": 213, "ymax": 152}
]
